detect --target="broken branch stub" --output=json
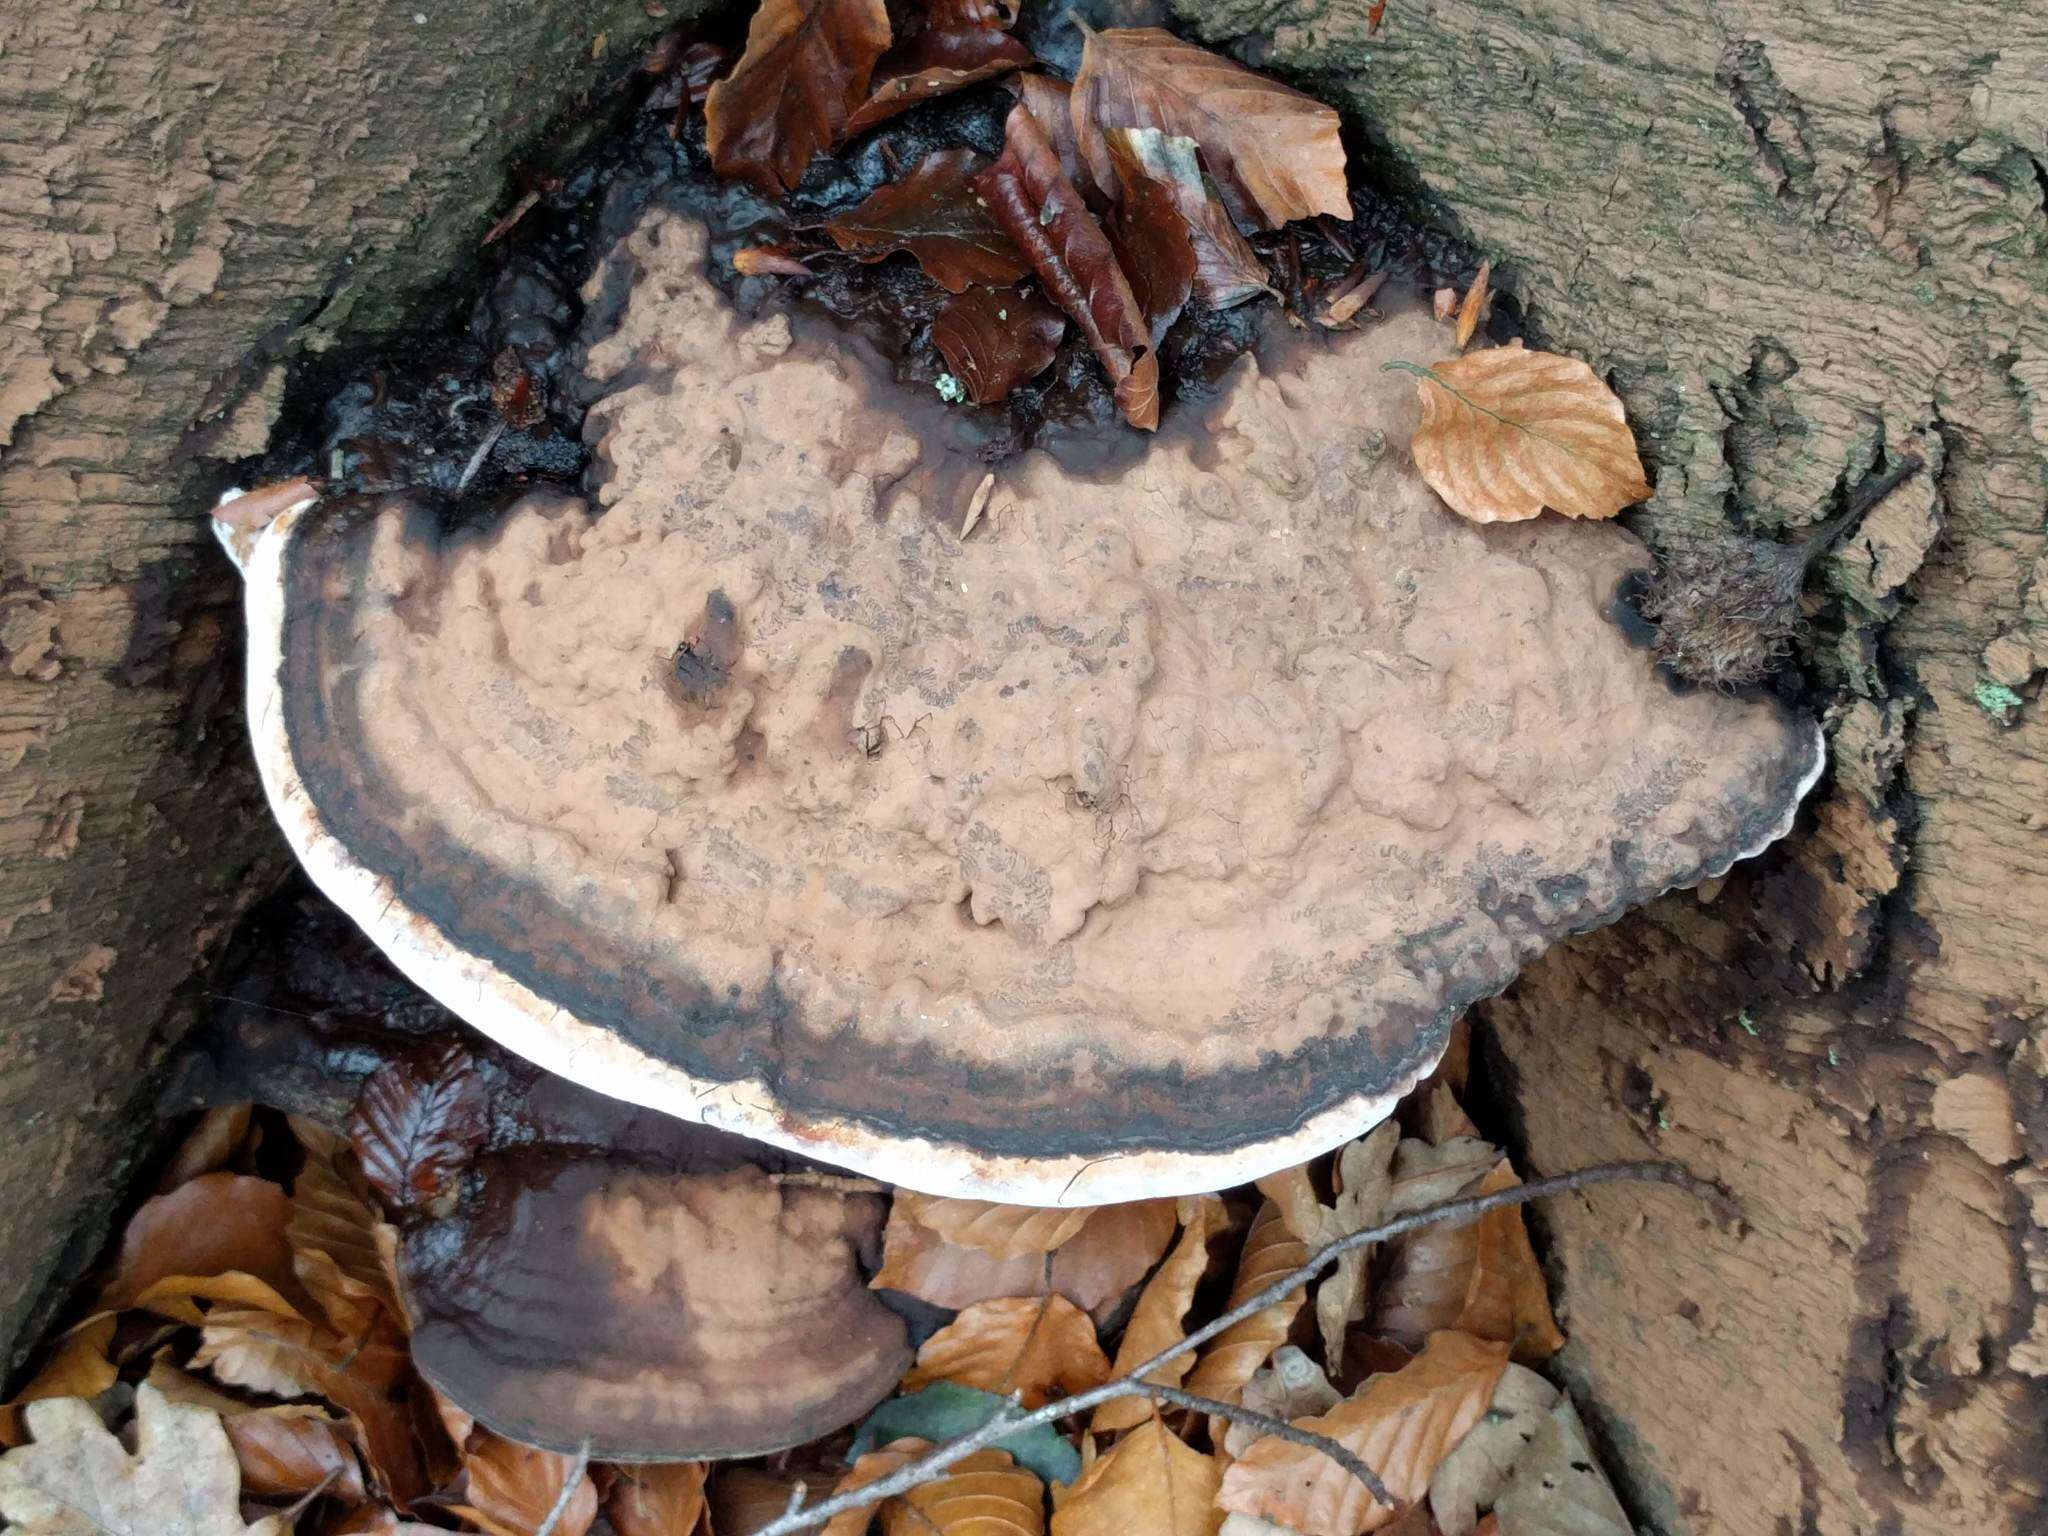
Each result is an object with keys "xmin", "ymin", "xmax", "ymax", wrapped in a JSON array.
[{"xmin": 225, "ymin": 206, "xmax": 1823, "ymax": 1206}]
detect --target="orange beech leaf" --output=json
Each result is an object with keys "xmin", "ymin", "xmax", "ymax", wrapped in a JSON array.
[
  {"xmin": 1092, "ymin": 1195, "xmax": 1223, "ymax": 1434},
  {"xmin": 872, "ymin": 1198, "xmax": 1176, "ymax": 1316},
  {"xmin": 1048, "ymin": 1199, "xmax": 1179, "ymax": 1318},
  {"xmin": 976, "ymin": 103, "xmax": 1157, "ymax": 429},
  {"xmin": 1049, "ymin": 1418, "xmax": 1217, "ymax": 1536},
  {"xmin": 1217, "ymin": 1332, "xmax": 1510, "ymax": 1536},
  {"xmin": 845, "ymin": 26, "xmax": 1033, "ymax": 135},
  {"xmin": 98, "ymin": 1172, "xmax": 300, "ymax": 1314},
  {"xmin": 1371, "ymin": 1162, "xmax": 1565, "ymax": 1363},
  {"xmin": 1105, "ymin": 128, "xmax": 1270, "ymax": 310},
  {"xmin": 0, "ymin": 1317, "xmax": 117, "ymax": 1447},
  {"xmin": 822, "ymin": 149, "xmax": 1030, "ymax": 292},
  {"xmin": 904, "ymin": 1295, "xmax": 1112, "ymax": 1407},
  {"xmin": 879, "ymin": 1447, "xmax": 1044, "ymax": 1536},
  {"xmin": 454, "ymin": 1426, "xmax": 599, "ymax": 1536},
  {"xmin": 818, "ymin": 1437, "xmax": 935, "ymax": 1536},
  {"xmin": 1453, "ymin": 260, "xmax": 1489, "ymax": 349},
  {"xmin": 157, "ymin": 1105, "xmax": 255, "ymax": 1191},
  {"xmin": 896, "ymin": 1193, "xmax": 1095, "ymax": 1257},
  {"xmin": 225, "ymin": 1404, "xmax": 367, "ymax": 1501},
  {"xmin": 933, "ymin": 286, "xmax": 1065, "ymax": 405},
  {"xmin": 733, "ymin": 245, "xmax": 815, "ymax": 277},
  {"xmin": 1397, "ymin": 342, "xmax": 1651, "ymax": 523},
  {"xmin": 1070, "ymin": 24, "xmax": 1350, "ymax": 230},
  {"xmin": 705, "ymin": 0, "xmax": 893, "ymax": 193},
  {"xmin": 288, "ymin": 1135, "xmax": 403, "ymax": 1340},
  {"xmin": 1181, "ymin": 1201, "xmax": 1310, "ymax": 1408},
  {"xmin": 608, "ymin": 1462, "xmax": 710, "ymax": 1536}
]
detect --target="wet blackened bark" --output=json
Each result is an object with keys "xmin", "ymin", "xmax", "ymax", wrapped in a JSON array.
[
  {"xmin": 0, "ymin": 0, "xmax": 691, "ymax": 1366},
  {"xmin": 1162, "ymin": 0, "xmax": 2048, "ymax": 1527}
]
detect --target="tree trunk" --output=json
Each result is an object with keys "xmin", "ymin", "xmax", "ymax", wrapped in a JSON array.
[
  {"xmin": 1162, "ymin": 0, "xmax": 2048, "ymax": 1528},
  {"xmin": 0, "ymin": 0, "xmax": 683, "ymax": 1361}
]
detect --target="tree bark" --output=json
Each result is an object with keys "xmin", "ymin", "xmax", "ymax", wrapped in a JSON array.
[
  {"xmin": 0, "ymin": 0, "xmax": 682, "ymax": 1365},
  {"xmin": 1163, "ymin": 0, "xmax": 2048, "ymax": 1528}
]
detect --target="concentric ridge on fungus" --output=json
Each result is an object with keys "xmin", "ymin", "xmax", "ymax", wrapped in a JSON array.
[{"xmin": 224, "ymin": 205, "xmax": 1824, "ymax": 1204}]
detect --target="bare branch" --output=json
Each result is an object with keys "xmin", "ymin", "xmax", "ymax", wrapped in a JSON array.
[
  {"xmin": 1139, "ymin": 1383, "xmax": 1393, "ymax": 1510},
  {"xmin": 754, "ymin": 1159, "xmax": 1727, "ymax": 1536}
]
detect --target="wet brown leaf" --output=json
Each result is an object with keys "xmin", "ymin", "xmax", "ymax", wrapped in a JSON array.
[
  {"xmin": 350, "ymin": 1041, "xmax": 488, "ymax": 1213},
  {"xmin": 1217, "ymin": 1332, "xmax": 1510, "ymax": 1536},
  {"xmin": 1453, "ymin": 261, "xmax": 1489, "ymax": 349},
  {"xmin": 1401, "ymin": 341, "xmax": 1651, "ymax": 523},
  {"xmin": 1007, "ymin": 74, "xmax": 1105, "ymax": 204},
  {"xmin": 933, "ymin": 285, "xmax": 1065, "ymax": 405},
  {"xmin": 1100, "ymin": 134, "xmax": 1196, "ymax": 344},
  {"xmin": 880, "ymin": 1447, "xmax": 1044, "ymax": 1536},
  {"xmin": 0, "ymin": 1319, "xmax": 116, "ymax": 1448},
  {"xmin": 898, "ymin": 1194, "xmax": 1094, "ymax": 1258},
  {"xmin": 225, "ymin": 1403, "xmax": 367, "ymax": 1501},
  {"xmin": 1181, "ymin": 1201, "xmax": 1310, "ymax": 1407},
  {"xmin": 1105, "ymin": 127, "xmax": 1270, "ymax": 310},
  {"xmin": 846, "ymin": 27, "xmax": 1034, "ymax": 135},
  {"xmin": 609, "ymin": 1462, "xmax": 710, "ymax": 1536},
  {"xmin": 705, "ymin": 0, "xmax": 893, "ymax": 193},
  {"xmin": 1371, "ymin": 1162, "xmax": 1564, "ymax": 1363},
  {"xmin": 1070, "ymin": 24, "xmax": 1350, "ymax": 230},
  {"xmin": 976, "ymin": 103, "xmax": 1157, "ymax": 429},
  {"xmin": 99, "ymin": 1171, "xmax": 299, "ymax": 1315},
  {"xmin": 0, "ymin": 1385, "xmax": 285, "ymax": 1536},
  {"xmin": 455, "ymin": 1427, "xmax": 598, "ymax": 1536},
  {"xmin": 904, "ymin": 1295, "xmax": 1112, "ymax": 1407},
  {"xmin": 1092, "ymin": 1195, "xmax": 1223, "ymax": 1434},
  {"xmin": 822, "ymin": 149, "xmax": 1030, "ymax": 292},
  {"xmin": 1050, "ymin": 1418, "xmax": 1217, "ymax": 1536}
]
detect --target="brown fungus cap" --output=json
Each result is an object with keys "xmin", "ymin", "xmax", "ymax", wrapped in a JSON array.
[
  {"xmin": 400, "ymin": 1152, "xmax": 905, "ymax": 1461},
  {"xmin": 233, "ymin": 206, "xmax": 1820, "ymax": 1204}
]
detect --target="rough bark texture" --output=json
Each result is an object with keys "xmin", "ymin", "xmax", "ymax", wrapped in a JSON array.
[
  {"xmin": 1163, "ymin": 0, "xmax": 2048, "ymax": 1529},
  {"xmin": 0, "ymin": 0, "xmax": 684, "ymax": 1365}
]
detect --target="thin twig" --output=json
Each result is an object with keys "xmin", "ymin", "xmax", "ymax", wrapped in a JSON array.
[
  {"xmin": 754, "ymin": 1159, "xmax": 1727, "ymax": 1536},
  {"xmin": 1139, "ymin": 1383, "xmax": 1393, "ymax": 1510},
  {"xmin": 534, "ymin": 1439, "xmax": 592, "ymax": 1536}
]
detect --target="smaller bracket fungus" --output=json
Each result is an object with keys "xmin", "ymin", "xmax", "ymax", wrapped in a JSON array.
[{"xmin": 225, "ymin": 203, "xmax": 1823, "ymax": 1206}]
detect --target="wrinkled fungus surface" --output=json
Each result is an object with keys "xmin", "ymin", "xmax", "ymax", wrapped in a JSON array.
[{"xmin": 251, "ymin": 202, "xmax": 1820, "ymax": 1198}]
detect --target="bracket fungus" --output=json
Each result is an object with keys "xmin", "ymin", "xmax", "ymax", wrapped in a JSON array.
[{"xmin": 222, "ymin": 203, "xmax": 1822, "ymax": 1206}]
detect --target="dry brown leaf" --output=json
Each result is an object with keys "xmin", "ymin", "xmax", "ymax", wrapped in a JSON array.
[
  {"xmin": 1224, "ymin": 1346, "xmax": 1341, "ymax": 1459},
  {"xmin": 0, "ymin": 1318, "xmax": 116, "ymax": 1447},
  {"xmin": 1319, "ymin": 267, "xmax": 1386, "ymax": 330},
  {"xmin": 897, "ymin": 1193, "xmax": 1095, "ymax": 1258},
  {"xmin": 904, "ymin": 1295, "xmax": 1112, "ymax": 1407},
  {"xmin": 1318, "ymin": 1124, "xmax": 1398, "ymax": 1373},
  {"xmin": 130, "ymin": 1270, "xmax": 306, "ymax": 1327},
  {"xmin": 158, "ymin": 1106, "xmax": 255, "ymax": 1191},
  {"xmin": 0, "ymin": 1385, "xmax": 285, "ymax": 1536},
  {"xmin": 1069, "ymin": 24, "xmax": 1350, "ymax": 230},
  {"xmin": 1092, "ymin": 1195, "xmax": 1223, "ymax": 1434},
  {"xmin": 1383, "ymin": 1138, "xmax": 1498, "ymax": 1220},
  {"xmin": 1049, "ymin": 1418, "xmax": 1217, "ymax": 1536},
  {"xmin": 1489, "ymin": 1398, "xmax": 1629, "ymax": 1536},
  {"xmin": 99, "ymin": 1171, "xmax": 299, "ymax": 1314},
  {"xmin": 1409, "ymin": 1085, "xmax": 1478, "ymax": 1148},
  {"xmin": 712, "ymin": 1468, "xmax": 811, "ymax": 1536},
  {"xmin": 289, "ymin": 1138, "xmax": 404, "ymax": 1340},
  {"xmin": 1217, "ymin": 1332, "xmax": 1510, "ymax": 1536},
  {"xmin": 193, "ymin": 1307, "xmax": 339, "ymax": 1398},
  {"xmin": 1371, "ymin": 1163, "xmax": 1565, "ymax": 1363},
  {"xmin": 705, "ymin": 0, "xmax": 893, "ymax": 193},
  {"xmin": 608, "ymin": 1461, "xmax": 710, "ymax": 1536},
  {"xmin": 456, "ymin": 1427, "xmax": 599, "ymax": 1536},
  {"xmin": 880, "ymin": 1447, "xmax": 1044, "ymax": 1536},
  {"xmin": 1427, "ymin": 1364, "xmax": 1558, "ymax": 1536},
  {"xmin": 1401, "ymin": 342, "xmax": 1651, "ymax": 524},
  {"xmin": 1254, "ymin": 1165, "xmax": 1328, "ymax": 1247},
  {"xmin": 1453, "ymin": 261, "xmax": 1489, "ymax": 349},
  {"xmin": 225, "ymin": 1403, "xmax": 367, "ymax": 1501},
  {"xmin": 873, "ymin": 1197, "xmax": 1176, "ymax": 1314},
  {"xmin": 818, "ymin": 1437, "xmax": 935, "ymax": 1536},
  {"xmin": 1182, "ymin": 1201, "xmax": 1310, "ymax": 1408},
  {"xmin": 1431, "ymin": 288, "xmax": 1457, "ymax": 322}
]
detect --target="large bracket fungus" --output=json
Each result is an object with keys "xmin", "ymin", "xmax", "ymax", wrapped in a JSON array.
[{"xmin": 223, "ymin": 203, "xmax": 1822, "ymax": 1205}]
